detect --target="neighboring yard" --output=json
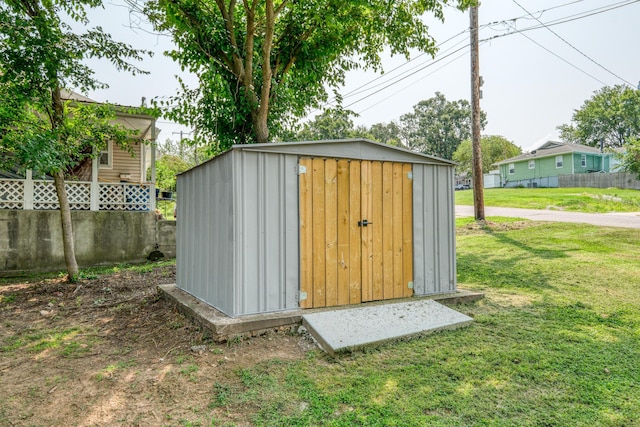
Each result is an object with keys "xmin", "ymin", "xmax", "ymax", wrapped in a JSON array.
[
  {"xmin": 455, "ymin": 187, "xmax": 640, "ymax": 212},
  {"xmin": 1, "ymin": 220, "xmax": 639, "ymax": 426}
]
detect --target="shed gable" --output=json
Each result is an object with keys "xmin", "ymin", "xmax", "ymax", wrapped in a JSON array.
[{"xmin": 237, "ymin": 139, "xmax": 454, "ymax": 166}]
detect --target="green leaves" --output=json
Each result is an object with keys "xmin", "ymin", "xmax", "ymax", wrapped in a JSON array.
[
  {"xmin": 558, "ymin": 85, "xmax": 640, "ymax": 148},
  {"xmin": 155, "ymin": 154, "xmax": 191, "ymax": 191},
  {"xmin": 141, "ymin": 0, "xmax": 471, "ymax": 149},
  {"xmin": 295, "ymin": 108, "xmax": 367, "ymax": 141},
  {"xmin": 0, "ymin": 0, "xmax": 153, "ymax": 177},
  {"xmin": 618, "ymin": 138, "xmax": 640, "ymax": 180},
  {"xmin": 401, "ymin": 92, "xmax": 487, "ymax": 160},
  {"xmin": 453, "ymin": 135, "xmax": 521, "ymax": 175}
]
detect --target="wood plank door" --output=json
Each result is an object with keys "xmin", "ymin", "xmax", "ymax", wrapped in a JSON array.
[{"xmin": 299, "ymin": 157, "xmax": 413, "ymax": 309}]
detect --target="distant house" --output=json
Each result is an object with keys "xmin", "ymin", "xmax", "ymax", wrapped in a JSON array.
[
  {"xmin": 0, "ymin": 91, "xmax": 159, "ymax": 211},
  {"xmin": 493, "ymin": 141, "xmax": 613, "ymax": 188}
]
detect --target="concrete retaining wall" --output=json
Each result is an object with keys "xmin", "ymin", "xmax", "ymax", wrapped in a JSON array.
[
  {"xmin": 0, "ymin": 210, "xmax": 176, "ymax": 275},
  {"xmin": 558, "ymin": 172, "xmax": 640, "ymax": 189}
]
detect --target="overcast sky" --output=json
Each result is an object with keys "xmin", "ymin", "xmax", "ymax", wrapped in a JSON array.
[{"xmin": 82, "ymin": 0, "xmax": 640, "ymax": 151}]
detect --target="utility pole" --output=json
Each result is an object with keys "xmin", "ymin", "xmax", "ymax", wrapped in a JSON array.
[
  {"xmin": 172, "ymin": 130, "xmax": 196, "ymax": 164},
  {"xmin": 470, "ymin": 4, "xmax": 485, "ymax": 221}
]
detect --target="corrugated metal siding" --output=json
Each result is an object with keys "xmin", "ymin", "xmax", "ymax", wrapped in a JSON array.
[
  {"xmin": 239, "ymin": 140, "xmax": 454, "ymax": 166},
  {"xmin": 99, "ymin": 143, "xmax": 142, "ymax": 182},
  {"xmin": 412, "ymin": 164, "xmax": 456, "ymax": 295},
  {"xmin": 178, "ymin": 140, "xmax": 458, "ymax": 317},
  {"xmin": 177, "ymin": 153, "xmax": 235, "ymax": 315},
  {"xmin": 232, "ymin": 150, "xmax": 299, "ymax": 316}
]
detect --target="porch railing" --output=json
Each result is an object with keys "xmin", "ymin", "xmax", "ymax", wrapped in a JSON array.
[{"xmin": 0, "ymin": 176, "xmax": 154, "ymax": 211}]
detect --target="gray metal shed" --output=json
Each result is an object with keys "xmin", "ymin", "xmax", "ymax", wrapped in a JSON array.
[{"xmin": 176, "ymin": 139, "xmax": 457, "ymax": 317}]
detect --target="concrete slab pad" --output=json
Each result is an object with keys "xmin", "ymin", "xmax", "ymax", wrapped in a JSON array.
[
  {"xmin": 302, "ymin": 299, "xmax": 473, "ymax": 355},
  {"xmin": 158, "ymin": 284, "xmax": 302, "ymax": 340},
  {"xmin": 159, "ymin": 284, "xmax": 481, "ymax": 344}
]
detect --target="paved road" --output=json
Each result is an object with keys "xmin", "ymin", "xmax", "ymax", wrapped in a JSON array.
[{"xmin": 455, "ymin": 205, "xmax": 640, "ymax": 229}]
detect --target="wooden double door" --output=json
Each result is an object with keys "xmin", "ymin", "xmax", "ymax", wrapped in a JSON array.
[{"xmin": 299, "ymin": 157, "xmax": 413, "ymax": 309}]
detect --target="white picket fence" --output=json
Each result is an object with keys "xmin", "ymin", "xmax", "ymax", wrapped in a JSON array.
[{"xmin": 0, "ymin": 176, "xmax": 154, "ymax": 211}]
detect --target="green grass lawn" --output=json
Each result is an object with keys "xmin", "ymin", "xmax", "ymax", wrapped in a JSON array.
[
  {"xmin": 455, "ymin": 187, "xmax": 640, "ymax": 213},
  {"xmin": 209, "ymin": 220, "xmax": 640, "ymax": 426}
]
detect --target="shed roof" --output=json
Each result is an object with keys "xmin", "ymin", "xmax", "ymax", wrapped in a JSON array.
[
  {"xmin": 493, "ymin": 141, "xmax": 606, "ymax": 166},
  {"xmin": 186, "ymin": 139, "xmax": 454, "ymax": 175}
]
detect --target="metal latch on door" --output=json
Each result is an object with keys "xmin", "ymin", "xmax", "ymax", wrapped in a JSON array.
[{"xmin": 358, "ymin": 219, "xmax": 372, "ymax": 227}]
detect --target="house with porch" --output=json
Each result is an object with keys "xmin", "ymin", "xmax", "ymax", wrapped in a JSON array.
[
  {"xmin": 494, "ymin": 141, "xmax": 613, "ymax": 188},
  {"xmin": 0, "ymin": 91, "xmax": 173, "ymax": 275},
  {"xmin": 0, "ymin": 91, "xmax": 159, "ymax": 212}
]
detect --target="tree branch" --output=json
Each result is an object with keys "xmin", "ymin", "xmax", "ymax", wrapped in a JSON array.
[
  {"xmin": 214, "ymin": 0, "xmax": 244, "ymax": 80},
  {"xmin": 274, "ymin": 0, "xmax": 288, "ymax": 17},
  {"xmin": 242, "ymin": 0, "xmax": 257, "ymax": 94}
]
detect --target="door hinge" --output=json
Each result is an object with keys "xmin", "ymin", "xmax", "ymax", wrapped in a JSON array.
[
  {"xmin": 297, "ymin": 164, "xmax": 307, "ymax": 175},
  {"xmin": 298, "ymin": 291, "xmax": 308, "ymax": 301},
  {"xmin": 407, "ymin": 172, "xmax": 413, "ymax": 180},
  {"xmin": 407, "ymin": 281, "xmax": 414, "ymax": 289}
]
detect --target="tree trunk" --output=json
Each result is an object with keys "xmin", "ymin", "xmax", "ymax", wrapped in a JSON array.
[
  {"xmin": 254, "ymin": 111, "xmax": 270, "ymax": 143},
  {"xmin": 53, "ymin": 170, "xmax": 79, "ymax": 280},
  {"xmin": 252, "ymin": 0, "xmax": 275, "ymax": 145},
  {"xmin": 51, "ymin": 86, "xmax": 79, "ymax": 281}
]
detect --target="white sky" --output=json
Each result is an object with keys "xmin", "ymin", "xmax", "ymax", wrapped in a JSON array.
[{"xmin": 82, "ymin": 0, "xmax": 640, "ymax": 151}]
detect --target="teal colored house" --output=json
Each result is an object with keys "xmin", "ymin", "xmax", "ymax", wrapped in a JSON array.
[{"xmin": 493, "ymin": 141, "xmax": 613, "ymax": 188}]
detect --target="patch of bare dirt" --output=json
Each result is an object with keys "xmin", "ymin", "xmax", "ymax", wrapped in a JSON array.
[
  {"xmin": 456, "ymin": 220, "xmax": 539, "ymax": 235},
  {"xmin": 0, "ymin": 265, "xmax": 315, "ymax": 426}
]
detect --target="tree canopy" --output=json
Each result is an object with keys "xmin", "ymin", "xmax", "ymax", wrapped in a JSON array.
[
  {"xmin": 558, "ymin": 85, "xmax": 640, "ymax": 149},
  {"xmin": 155, "ymin": 154, "xmax": 191, "ymax": 192},
  {"xmin": 453, "ymin": 135, "xmax": 521, "ymax": 176},
  {"xmin": 401, "ymin": 92, "xmax": 486, "ymax": 160},
  {"xmin": 138, "ymin": 0, "xmax": 473, "ymax": 150},
  {"xmin": 618, "ymin": 138, "xmax": 640, "ymax": 179},
  {"xmin": 0, "ymin": 0, "xmax": 153, "ymax": 279},
  {"xmin": 294, "ymin": 108, "xmax": 370, "ymax": 141},
  {"xmin": 368, "ymin": 121, "xmax": 403, "ymax": 147}
]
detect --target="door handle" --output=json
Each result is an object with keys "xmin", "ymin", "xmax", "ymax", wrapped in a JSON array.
[{"xmin": 358, "ymin": 219, "xmax": 372, "ymax": 227}]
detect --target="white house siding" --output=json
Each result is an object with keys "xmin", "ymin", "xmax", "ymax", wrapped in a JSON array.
[{"xmin": 99, "ymin": 143, "xmax": 143, "ymax": 182}]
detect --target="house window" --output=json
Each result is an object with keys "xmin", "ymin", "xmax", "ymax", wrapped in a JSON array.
[
  {"xmin": 509, "ymin": 163, "xmax": 515, "ymax": 175},
  {"xmin": 581, "ymin": 154, "xmax": 586, "ymax": 168},
  {"xmin": 556, "ymin": 155, "xmax": 563, "ymax": 168},
  {"xmin": 528, "ymin": 160, "xmax": 535, "ymax": 169},
  {"xmin": 99, "ymin": 141, "xmax": 113, "ymax": 169}
]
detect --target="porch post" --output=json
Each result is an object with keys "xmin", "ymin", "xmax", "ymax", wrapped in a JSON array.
[
  {"xmin": 24, "ymin": 169, "xmax": 34, "ymax": 210},
  {"xmin": 150, "ymin": 119, "xmax": 157, "ymax": 212},
  {"xmin": 90, "ymin": 151, "xmax": 99, "ymax": 211}
]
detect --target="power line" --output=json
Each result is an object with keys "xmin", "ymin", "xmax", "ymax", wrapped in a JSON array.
[
  {"xmin": 356, "ymin": 47, "xmax": 470, "ymax": 115},
  {"xmin": 344, "ymin": 37, "xmax": 470, "ymax": 100},
  {"xmin": 511, "ymin": 0, "xmax": 635, "ymax": 87},
  {"xmin": 505, "ymin": 20, "xmax": 608, "ymax": 87},
  {"xmin": 314, "ymin": 30, "xmax": 470, "ymax": 112},
  {"xmin": 309, "ymin": 0, "xmax": 640, "ymax": 120},
  {"xmin": 530, "ymin": 0, "xmax": 639, "ymax": 27},
  {"xmin": 342, "ymin": 44, "xmax": 470, "ymax": 110},
  {"xmin": 482, "ymin": 0, "xmax": 586, "ymax": 31},
  {"xmin": 482, "ymin": 0, "xmax": 640, "ymax": 42}
]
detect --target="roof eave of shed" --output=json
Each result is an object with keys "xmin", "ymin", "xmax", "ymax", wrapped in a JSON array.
[{"xmin": 233, "ymin": 139, "xmax": 456, "ymax": 166}]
